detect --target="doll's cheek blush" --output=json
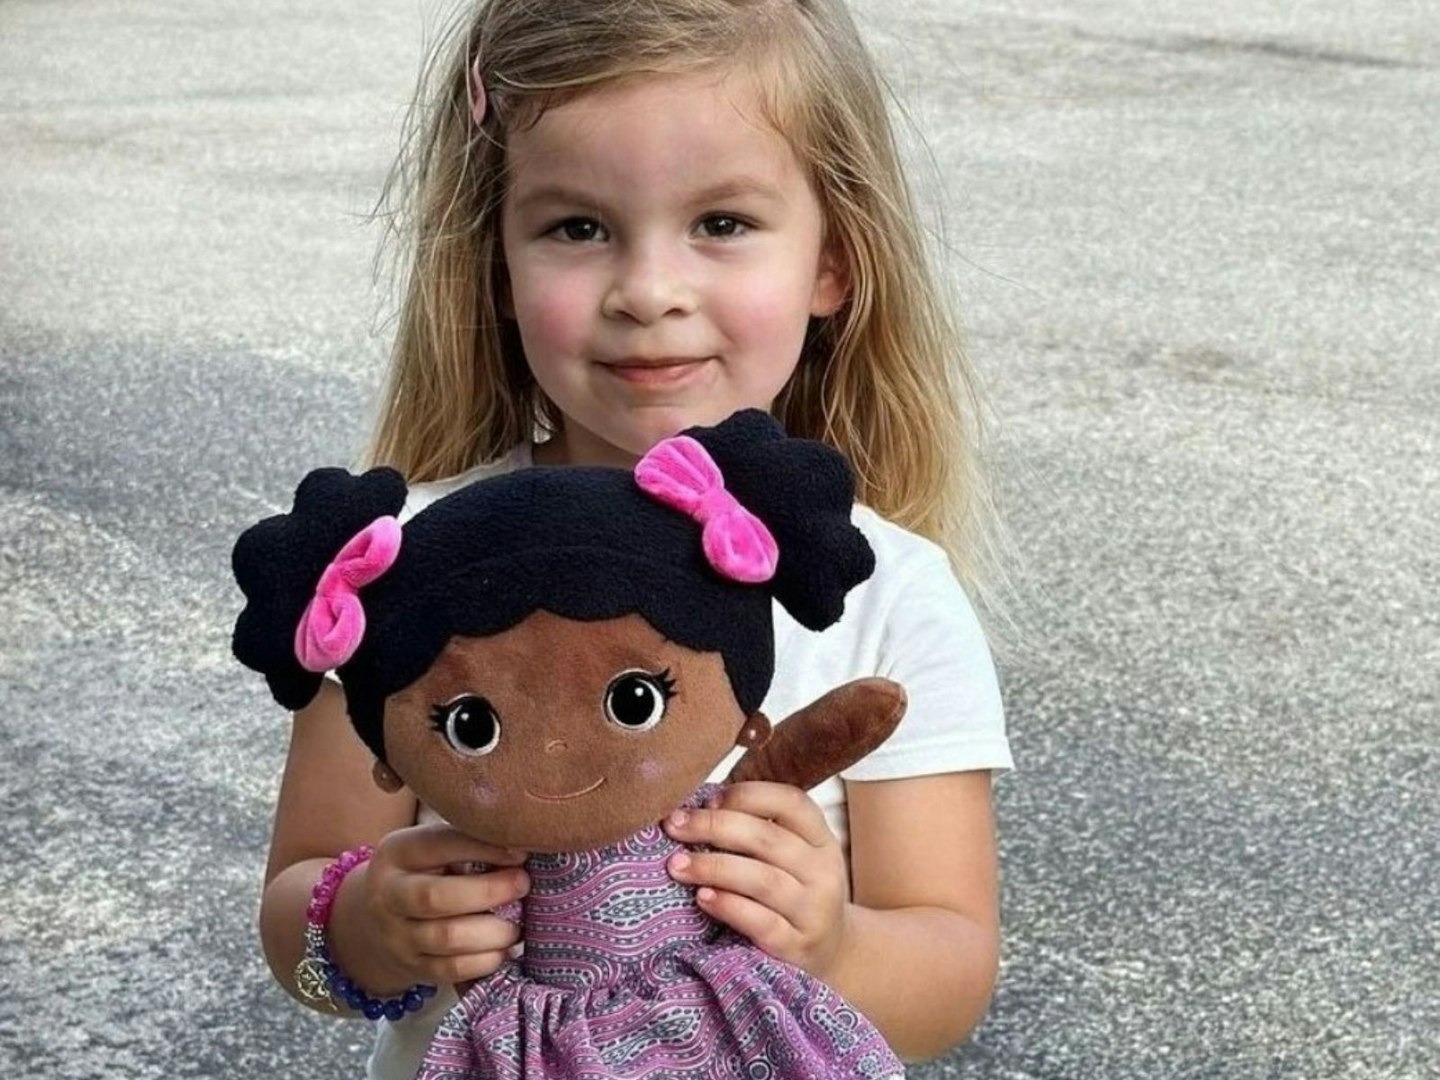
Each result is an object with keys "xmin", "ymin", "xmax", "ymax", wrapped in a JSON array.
[
  {"xmin": 470, "ymin": 778, "xmax": 500, "ymax": 806},
  {"xmin": 637, "ymin": 759, "xmax": 663, "ymax": 782}
]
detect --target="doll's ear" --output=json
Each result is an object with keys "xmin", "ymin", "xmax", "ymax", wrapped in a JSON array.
[
  {"xmin": 735, "ymin": 712, "xmax": 772, "ymax": 750},
  {"xmin": 372, "ymin": 760, "xmax": 406, "ymax": 794}
]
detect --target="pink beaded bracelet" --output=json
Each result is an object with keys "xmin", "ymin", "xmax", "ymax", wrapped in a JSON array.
[
  {"xmin": 306, "ymin": 844, "xmax": 370, "ymax": 925},
  {"xmin": 294, "ymin": 844, "xmax": 436, "ymax": 1020}
]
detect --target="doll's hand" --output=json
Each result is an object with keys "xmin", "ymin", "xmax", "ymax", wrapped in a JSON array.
[
  {"xmin": 663, "ymin": 781, "xmax": 851, "ymax": 981},
  {"xmin": 329, "ymin": 822, "xmax": 529, "ymax": 996}
]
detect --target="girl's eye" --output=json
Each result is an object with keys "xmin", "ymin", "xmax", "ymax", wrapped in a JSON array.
[
  {"xmin": 603, "ymin": 669, "xmax": 677, "ymax": 732},
  {"xmin": 551, "ymin": 217, "xmax": 605, "ymax": 243},
  {"xmin": 431, "ymin": 695, "xmax": 501, "ymax": 756},
  {"xmin": 699, "ymin": 214, "xmax": 748, "ymax": 239}
]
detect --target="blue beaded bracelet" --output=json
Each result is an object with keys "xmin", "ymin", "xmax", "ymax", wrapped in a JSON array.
[
  {"xmin": 293, "ymin": 845, "xmax": 437, "ymax": 1020},
  {"xmin": 316, "ymin": 940, "xmax": 437, "ymax": 1020}
]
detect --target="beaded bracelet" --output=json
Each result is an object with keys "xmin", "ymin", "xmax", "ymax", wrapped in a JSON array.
[{"xmin": 294, "ymin": 844, "xmax": 438, "ymax": 1021}]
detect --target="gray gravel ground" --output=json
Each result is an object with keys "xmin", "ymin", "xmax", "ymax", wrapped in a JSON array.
[{"xmin": 2, "ymin": 1, "xmax": 1436, "ymax": 1078}]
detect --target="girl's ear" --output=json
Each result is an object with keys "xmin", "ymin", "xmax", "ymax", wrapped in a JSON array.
[
  {"xmin": 372, "ymin": 759, "xmax": 406, "ymax": 794},
  {"xmin": 735, "ymin": 712, "xmax": 773, "ymax": 750},
  {"xmin": 808, "ymin": 238, "xmax": 850, "ymax": 318}
]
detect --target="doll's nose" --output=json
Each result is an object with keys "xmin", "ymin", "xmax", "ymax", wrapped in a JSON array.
[{"xmin": 545, "ymin": 739, "xmax": 568, "ymax": 755}]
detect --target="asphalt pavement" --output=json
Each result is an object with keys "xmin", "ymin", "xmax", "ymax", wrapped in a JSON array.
[{"xmin": 2, "ymin": 1, "xmax": 1436, "ymax": 1077}]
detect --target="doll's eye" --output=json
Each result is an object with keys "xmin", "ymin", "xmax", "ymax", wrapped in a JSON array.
[
  {"xmin": 603, "ymin": 669, "xmax": 676, "ymax": 732},
  {"xmin": 430, "ymin": 695, "xmax": 501, "ymax": 756}
]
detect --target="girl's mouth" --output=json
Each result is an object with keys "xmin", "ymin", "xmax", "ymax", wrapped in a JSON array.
[
  {"xmin": 526, "ymin": 777, "xmax": 606, "ymax": 801},
  {"xmin": 601, "ymin": 357, "xmax": 713, "ymax": 387}
]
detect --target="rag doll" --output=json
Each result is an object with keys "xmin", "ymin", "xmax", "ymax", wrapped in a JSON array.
[{"xmin": 232, "ymin": 409, "xmax": 907, "ymax": 1079}]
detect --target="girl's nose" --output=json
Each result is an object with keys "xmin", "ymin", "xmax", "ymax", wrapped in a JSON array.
[
  {"xmin": 545, "ymin": 738, "xmax": 568, "ymax": 755},
  {"xmin": 602, "ymin": 244, "xmax": 695, "ymax": 324}
]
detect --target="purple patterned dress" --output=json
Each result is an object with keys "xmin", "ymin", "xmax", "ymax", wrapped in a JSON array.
[{"xmin": 418, "ymin": 786, "xmax": 903, "ymax": 1079}]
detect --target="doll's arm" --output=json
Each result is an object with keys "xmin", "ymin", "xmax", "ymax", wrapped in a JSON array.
[{"xmin": 724, "ymin": 678, "xmax": 906, "ymax": 791}]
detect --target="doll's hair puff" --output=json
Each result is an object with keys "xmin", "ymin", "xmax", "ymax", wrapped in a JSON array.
[
  {"xmin": 232, "ymin": 468, "xmax": 408, "ymax": 712},
  {"xmin": 232, "ymin": 411, "xmax": 872, "ymax": 762}
]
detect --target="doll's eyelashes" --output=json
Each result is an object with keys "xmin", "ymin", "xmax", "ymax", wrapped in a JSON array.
[
  {"xmin": 603, "ymin": 669, "xmax": 676, "ymax": 732},
  {"xmin": 431, "ymin": 695, "xmax": 501, "ymax": 756}
]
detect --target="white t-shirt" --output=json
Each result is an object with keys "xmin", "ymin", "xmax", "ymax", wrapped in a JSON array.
[{"xmin": 367, "ymin": 443, "xmax": 1012, "ymax": 1079}]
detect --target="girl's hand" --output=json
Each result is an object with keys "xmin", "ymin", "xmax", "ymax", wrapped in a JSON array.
[
  {"xmin": 329, "ymin": 822, "xmax": 530, "ymax": 996},
  {"xmin": 663, "ymin": 781, "xmax": 852, "ymax": 981}
]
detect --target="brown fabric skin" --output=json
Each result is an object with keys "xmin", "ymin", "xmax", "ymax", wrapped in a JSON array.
[
  {"xmin": 725, "ymin": 678, "xmax": 907, "ymax": 791},
  {"xmin": 383, "ymin": 611, "xmax": 748, "ymax": 853}
]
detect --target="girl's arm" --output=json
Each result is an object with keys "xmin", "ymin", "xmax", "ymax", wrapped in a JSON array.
[
  {"xmin": 261, "ymin": 678, "xmax": 418, "ymax": 1005},
  {"xmin": 832, "ymin": 770, "xmax": 1000, "ymax": 1060},
  {"xmin": 261, "ymin": 680, "xmax": 528, "ymax": 1008}
]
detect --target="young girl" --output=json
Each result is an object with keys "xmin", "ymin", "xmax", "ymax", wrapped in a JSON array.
[{"xmin": 257, "ymin": 0, "xmax": 1012, "ymax": 1076}]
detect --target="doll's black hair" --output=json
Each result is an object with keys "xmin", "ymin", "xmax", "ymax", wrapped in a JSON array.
[{"xmin": 232, "ymin": 410, "xmax": 874, "ymax": 762}]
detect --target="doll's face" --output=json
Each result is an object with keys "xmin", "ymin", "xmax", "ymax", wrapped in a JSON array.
[{"xmin": 382, "ymin": 610, "xmax": 750, "ymax": 852}]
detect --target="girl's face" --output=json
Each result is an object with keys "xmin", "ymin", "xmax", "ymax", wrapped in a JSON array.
[
  {"xmin": 500, "ymin": 67, "xmax": 846, "ymax": 468},
  {"xmin": 381, "ymin": 611, "xmax": 754, "ymax": 852}
]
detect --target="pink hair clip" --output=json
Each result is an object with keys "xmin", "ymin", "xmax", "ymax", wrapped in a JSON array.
[
  {"xmin": 468, "ymin": 52, "xmax": 488, "ymax": 126},
  {"xmin": 635, "ymin": 436, "xmax": 779, "ymax": 583},
  {"xmin": 293, "ymin": 517, "xmax": 403, "ymax": 672}
]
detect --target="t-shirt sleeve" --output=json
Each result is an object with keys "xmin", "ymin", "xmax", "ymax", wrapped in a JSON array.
[{"xmin": 840, "ymin": 551, "xmax": 1012, "ymax": 781}]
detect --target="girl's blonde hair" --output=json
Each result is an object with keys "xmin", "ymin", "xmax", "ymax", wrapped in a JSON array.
[{"xmin": 370, "ymin": 0, "xmax": 1000, "ymax": 595}]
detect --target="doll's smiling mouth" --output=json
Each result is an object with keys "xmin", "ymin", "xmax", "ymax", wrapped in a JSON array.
[{"xmin": 526, "ymin": 777, "xmax": 607, "ymax": 801}]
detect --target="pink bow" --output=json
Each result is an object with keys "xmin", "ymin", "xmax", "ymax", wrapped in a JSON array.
[
  {"xmin": 635, "ymin": 436, "xmax": 778, "ymax": 583},
  {"xmin": 293, "ymin": 517, "xmax": 403, "ymax": 672}
]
